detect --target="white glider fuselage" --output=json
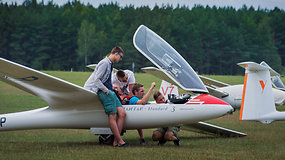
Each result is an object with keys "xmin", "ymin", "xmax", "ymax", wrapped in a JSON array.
[{"xmin": 0, "ymin": 94, "xmax": 233, "ymax": 131}]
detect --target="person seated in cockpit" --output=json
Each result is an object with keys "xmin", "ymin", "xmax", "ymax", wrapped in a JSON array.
[{"xmin": 152, "ymin": 91, "xmax": 181, "ymax": 146}]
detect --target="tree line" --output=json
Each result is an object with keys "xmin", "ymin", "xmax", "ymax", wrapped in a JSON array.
[{"xmin": 1, "ymin": 0, "xmax": 285, "ymax": 75}]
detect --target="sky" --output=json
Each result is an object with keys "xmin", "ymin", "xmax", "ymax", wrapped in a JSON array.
[{"xmin": 2, "ymin": 0, "xmax": 285, "ymax": 10}]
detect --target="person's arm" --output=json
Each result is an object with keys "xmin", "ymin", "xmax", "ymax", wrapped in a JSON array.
[
  {"xmin": 112, "ymin": 74, "xmax": 122, "ymax": 95},
  {"xmin": 94, "ymin": 61, "xmax": 109, "ymax": 94},
  {"xmin": 128, "ymin": 84, "xmax": 134, "ymax": 97},
  {"xmin": 136, "ymin": 82, "xmax": 156, "ymax": 105},
  {"xmin": 128, "ymin": 71, "xmax": 135, "ymax": 97}
]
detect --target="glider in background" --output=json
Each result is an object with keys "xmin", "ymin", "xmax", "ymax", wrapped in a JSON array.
[
  {"xmin": 239, "ymin": 62, "xmax": 285, "ymax": 124},
  {"xmin": 142, "ymin": 62, "xmax": 285, "ymax": 109}
]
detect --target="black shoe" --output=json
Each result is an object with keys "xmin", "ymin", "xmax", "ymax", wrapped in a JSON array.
[
  {"xmin": 140, "ymin": 138, "xmax": 146, "ymax": 145},
  {"xmin": 173, "ymin": 138, "xmax": 180, "ymax": 146},
  {"xmin": 158, "ymin": 139, "xmax": 166, "ymax": 146},
  {"xmin": 118, "ymin": 143, "xmax": 129, "ymax": 147}
]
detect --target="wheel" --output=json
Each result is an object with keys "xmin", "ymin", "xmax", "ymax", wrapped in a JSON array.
[{"xmin": 98, "ymin": 134, "xmax": 114, "ymax": 145}]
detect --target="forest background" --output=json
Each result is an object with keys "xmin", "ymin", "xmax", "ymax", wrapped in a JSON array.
[{"xmin": 1, "ymin": 0, "xmax": 285, "ymax": 75}]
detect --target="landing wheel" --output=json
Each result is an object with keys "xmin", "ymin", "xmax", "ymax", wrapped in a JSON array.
[{"xmin": 99, "ymin": 134, "xmax": 114, "ymax": 145}]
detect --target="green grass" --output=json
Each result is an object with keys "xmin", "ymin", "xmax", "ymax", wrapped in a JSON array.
[{"xmin": 1, "ymin": 71, "xmax": 285, "ymax": 160}]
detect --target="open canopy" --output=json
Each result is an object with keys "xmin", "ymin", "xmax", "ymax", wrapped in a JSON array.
[
  {"xmin": 133, "ymin": 25, "xmax": 208, "ymax": 93},
  {"xmin": 260, "ymin": 61, "xmax": 285, "ymax": 90}
]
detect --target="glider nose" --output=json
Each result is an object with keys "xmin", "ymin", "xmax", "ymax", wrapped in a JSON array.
[
  {"xmin": 226, "ymin": 105, "xmax": 235, "ymax": 114},
  {"xmin": 189, "ymin": 94, "xmax": 235, "ymax": 115}
]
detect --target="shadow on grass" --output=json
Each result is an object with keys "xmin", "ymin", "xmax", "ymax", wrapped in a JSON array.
[
  {"xmin": 180, "ymin": 136, "xmax": 217, "ymax": 140},
  {"xmin": 0, "ymin": 134, "xmax": 235, "ymax": 150},
  {"xmin": 1, "ymin": 141, "xmax": 98, "ymax": 147}
]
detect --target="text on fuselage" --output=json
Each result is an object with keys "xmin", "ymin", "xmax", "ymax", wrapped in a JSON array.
[
  {"xmin": 0, "ymin": 117, "xmax": 6, "ymax": 127},
  {"xmin": 123, "ymin": 106, "xmax": 169, "ymax": 112}
]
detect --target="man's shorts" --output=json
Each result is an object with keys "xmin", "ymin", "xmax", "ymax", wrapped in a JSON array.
[
  {"xmin": 154, "ymin": 126, "xmax": 180, "ymax": 137},
  {"xmin": 98, "ymin": 90, "xmax": 122, "ymax": 114}
]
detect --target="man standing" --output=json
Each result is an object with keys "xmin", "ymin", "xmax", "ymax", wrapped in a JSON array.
[
  {"xmin": 129, "ymin": 82, "xmax": 156, "ymax": 145},
  {"xmin": 84, "ymin": 46, "xmax": 128, "ymax": 147},
  {"xmin": 112, "ymin": 70, "xmax": 135, "ymax": 97}
]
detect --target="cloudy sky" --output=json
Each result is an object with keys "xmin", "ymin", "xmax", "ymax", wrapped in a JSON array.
[{"xmin": 2, "ymin": 0, "xmax": 285, "ymax": 10}]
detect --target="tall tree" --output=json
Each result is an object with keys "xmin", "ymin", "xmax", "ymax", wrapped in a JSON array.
[
  {"xmin": 77, "ymin": 20, "xmax": 96, "ymax": 70},
  {"xmin": 1, "ymin": 1, "xmax": 285, "ymax": 74}
]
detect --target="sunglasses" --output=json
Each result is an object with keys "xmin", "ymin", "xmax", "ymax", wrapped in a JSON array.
[{"xmin": 115, "ymin": 52, "xmax": 123, "ymax": 59}]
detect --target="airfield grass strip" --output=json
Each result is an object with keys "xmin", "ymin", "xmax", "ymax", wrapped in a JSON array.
[{"xmin": 1, "ymin": 71, "xmax": 285, "ymax": 160}]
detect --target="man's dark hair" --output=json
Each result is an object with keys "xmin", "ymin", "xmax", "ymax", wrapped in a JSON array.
[
  {"xmin": 153, "ymin": 91, "xmax": 162, "ymax": 101},
  {"xmin": 116, "ymin": 70, "xmax": 126, "ymax": 78},
  {"xmin": 111, "ymin": 46, "xmax": 124, "ymax": 54},
  {"xmin": 132, "ymin": 83, "xmax": 144, "ymax": 94}
]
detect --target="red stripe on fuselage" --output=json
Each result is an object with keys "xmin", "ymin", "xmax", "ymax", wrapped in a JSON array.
[{"xmin": 186, "ymin": 94, "xmax": 229, "ymax": 105}]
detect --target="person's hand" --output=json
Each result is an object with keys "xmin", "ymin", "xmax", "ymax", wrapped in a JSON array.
[
  {"xmin": 117, "ymin": 88, "xmax": 122, "ymax": 96},
  {"xmin": 105, "ymin": 90, "xmax": 109, "ymax": 95},
  {"xmin": 113, "ymin": 86, "xmax": 122, "ymax": 95},
  {"xmin": 150, "ymin": 82, "xmax": 156, "ymax": 89}
]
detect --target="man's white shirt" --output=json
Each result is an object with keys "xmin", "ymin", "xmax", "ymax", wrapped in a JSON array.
[{"xmin": 112, "ymin": 70, "xmax": 135, "ymax": 95}]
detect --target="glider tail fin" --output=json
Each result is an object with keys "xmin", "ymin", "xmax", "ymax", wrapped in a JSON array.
[
  {"xmin": 238, "ymin": 62, "xmax": 277, "ymax": 123},
  {"xmin": 159, "ymin": 80, "xmax": 179, "ymax": 101}
]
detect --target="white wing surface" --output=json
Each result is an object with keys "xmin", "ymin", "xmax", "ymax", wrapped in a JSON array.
[
  {"xmin": 141, "ymin": 67, "xmax": 177, "ymax": 86},
  {"xmin": 183, "ymin": 121, "xmax": 247, "ymax": 137},
  {"xmin": 87, "ymin": 64, "xmax": 98, "ymax": 70},
  {"xmin": 87, "ymin": 64, "xmax": 118, "ymax": 73},
  {"xmin": 199, "ymin": 75, "xmax": 229, "ymax": 88},
  {"xmin": 0, "ymin": 58, "xmax": 103, "ymax": 109}
]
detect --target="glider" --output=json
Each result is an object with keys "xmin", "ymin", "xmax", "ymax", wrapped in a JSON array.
[
  {"xmin": 0, "ymin": 25, "xmax": 246, "ymax": 142},
  {"xmin": 142, "ymin": 62, "xmax": 285, "ymax": 109},
  {"xmin": 239, "ymin": 62, "xmax": 285, "ymax": 124}
]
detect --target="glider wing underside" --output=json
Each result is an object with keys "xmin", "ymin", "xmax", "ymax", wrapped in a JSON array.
[
  {"xmin": 183, "ymin": 121, "xmax": 247, "ymax": 137},
  {"xmin": 0, "ymin": 58, "xmax": 103, "ymax": 110}
]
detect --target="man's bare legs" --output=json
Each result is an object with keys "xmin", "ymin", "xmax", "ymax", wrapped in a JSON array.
[
  {"xmin": 138, "ymin": 129, "xmax": 144, "ymax": 139},
  {"xmin": 116, "ymin": 107, "xmax": 126, "ymax": 135},
  {"xmin": 137, "ymin": 129, "xmax": 146, "ymax": 145},
  {"xmin": 152, "ymin": 130, "xmax": 180, "ymax": 146},
  {"xmin": 153, "ymin": 131, "xmax": 177, "ymax": 141},
  {"xmin": 164, "ymin": 131, "xmax": 178, "ymax": 141},
  {"xmin": 152, "ymin": 131, "xmax": 163, "ymax": 141},
  {"xmin": 108, "ymin": 114, "xmax": 125, "ymax": 146}
]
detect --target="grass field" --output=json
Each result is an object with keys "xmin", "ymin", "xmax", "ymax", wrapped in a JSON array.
[{"xmin": 1, "ymin": 71, "xmax": 285, "ymax": 160}]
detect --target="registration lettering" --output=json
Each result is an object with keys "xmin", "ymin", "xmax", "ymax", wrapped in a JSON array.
[{"xmin": 0, "ymin": 117, "xmax": 6, "ymax": 127}]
